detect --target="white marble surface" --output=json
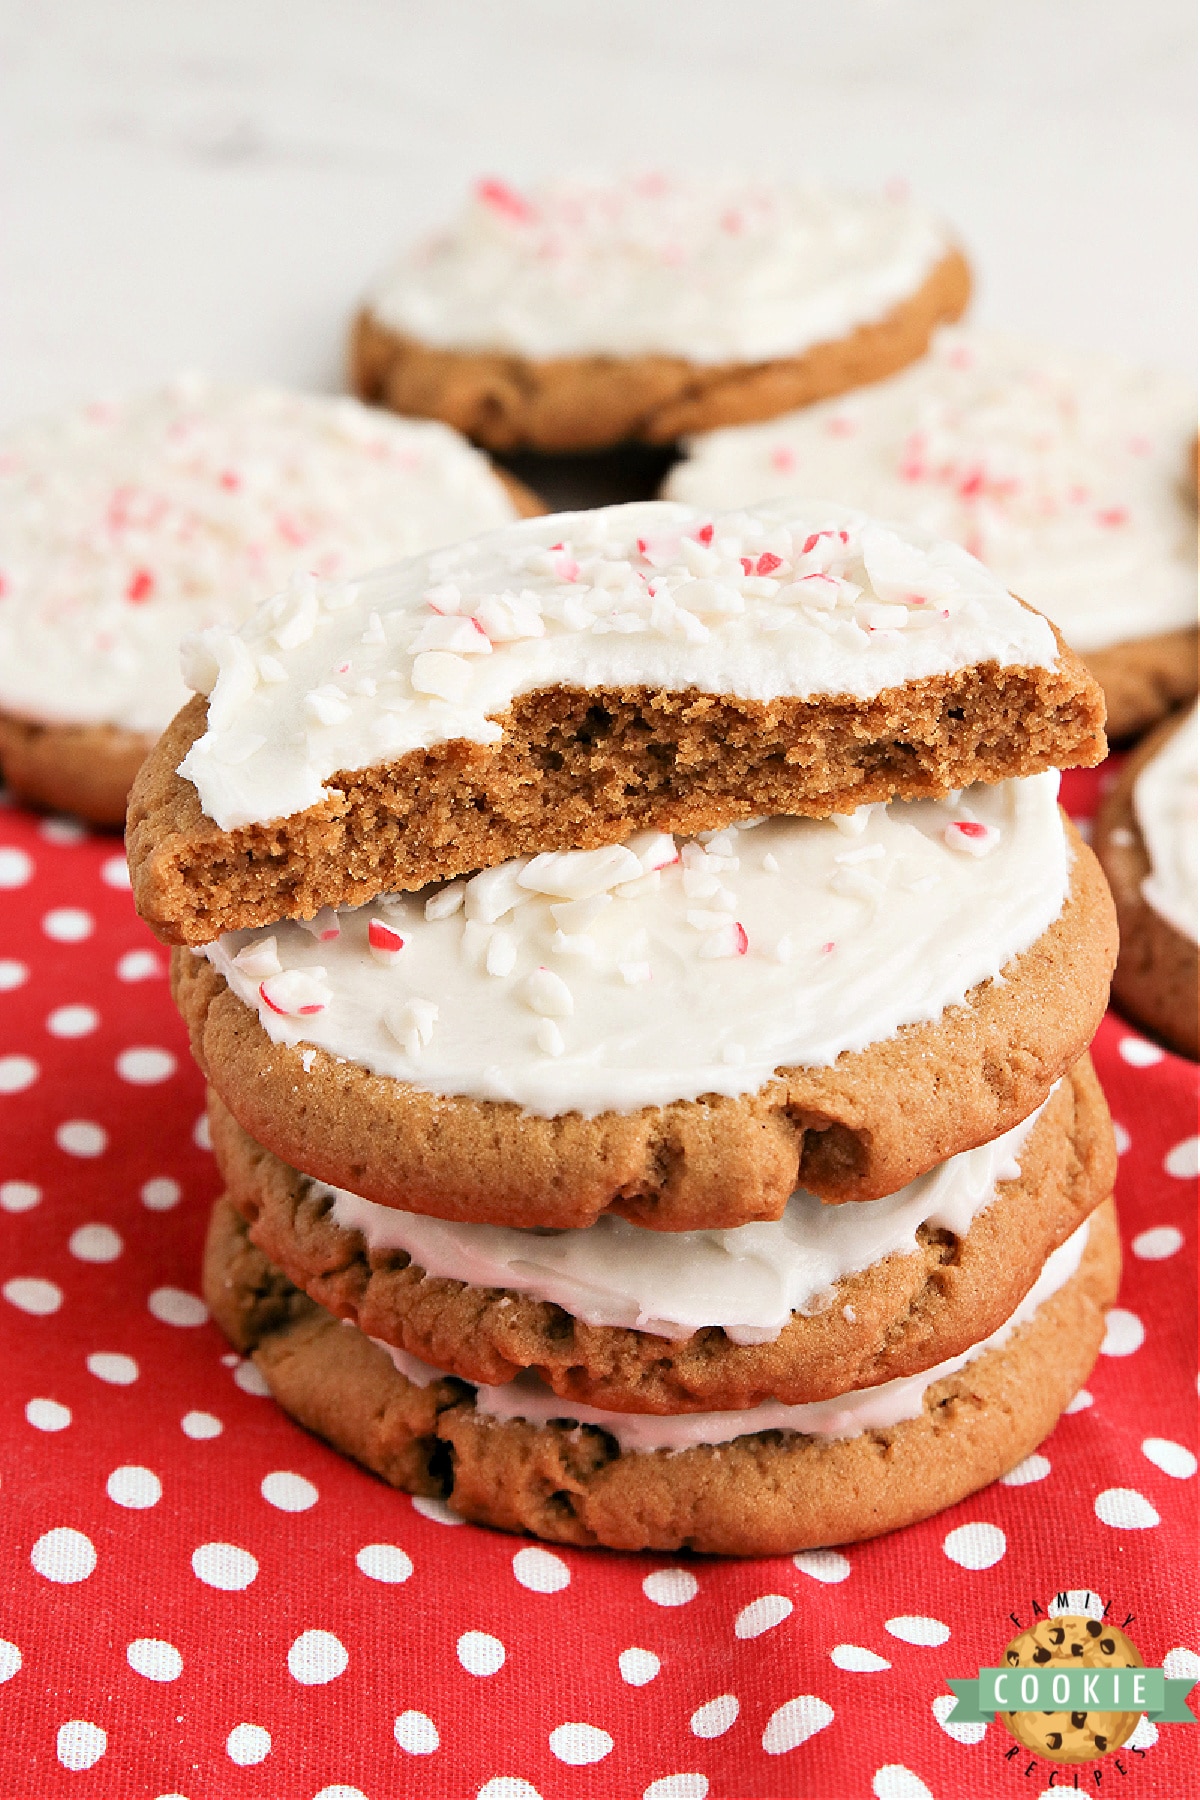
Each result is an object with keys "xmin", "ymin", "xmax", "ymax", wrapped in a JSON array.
[{"xmin": 0, "ymin": 0, "xmax": 1194, "ymax": 430}]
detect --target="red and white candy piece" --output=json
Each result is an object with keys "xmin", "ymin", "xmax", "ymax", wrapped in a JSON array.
[
  {"xmin": 259, "ymin": 969, "xmax": 333, "ymax": 1017},
  {"xmin": 698, "ymin": 921, "xmax": 749, "ymax": 960},
  {"xmin": 299, "ymin": 907, "xmax": 341, "ymax": 943},
  {"xmin": 231, "ymin": 936, "xmax": 282, "ymax": 982},
  {"xmin": 944, "ymin": 818, "xmax": 999, "ymax": 857},
  {"xmin": 368, "ymin": 919, "xmax": 406, "ymax": 963}
]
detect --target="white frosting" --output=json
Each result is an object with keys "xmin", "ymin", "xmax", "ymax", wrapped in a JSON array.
[
  {"xmin": 1134, "ymin": 703, "xmax": 1198, "ymax": 943},
  {"xmin": 367, "ymin": 174, "xmax": 954, "ymax": 364},
  {"xmin": 665, "ymin": 330, "xmax": 1198, "ymax": 653},
  {"xmin": 204, "ymin": 775, "xmax": 1069, "ymax": 1115},
  {"xmin": 0, "ymin": 377, "xmax": 518, "ymax": 734},
  {"xmin": 381, "ymin": 1219, "xmax": 1091, "ymax": 1449},
  {"xmin": 331, "ymin": 1100, "xmax": 1046, "ymax": 1343},
  {"xmin": 180, "ymin": 498, "xmax": 1059, "ymax": 832}
]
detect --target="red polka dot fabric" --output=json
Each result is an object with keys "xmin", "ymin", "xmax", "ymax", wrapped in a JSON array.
[{"xmin": 0, "ymin": 765, "xmax": 1195, "ymax": 1800}]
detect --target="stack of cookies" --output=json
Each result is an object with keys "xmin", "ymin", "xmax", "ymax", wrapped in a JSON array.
[{"xmin": 130, "ymin": 496, "xmax": 1121, "ymax": 1555}]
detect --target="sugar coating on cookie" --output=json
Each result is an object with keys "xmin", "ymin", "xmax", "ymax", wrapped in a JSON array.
[
  {"xmin": 204, "ymin": 773, "xmax": 1069, "ymax": 1114},
  {"xmin": 181, "ymin": 497, "xmax": 1059, "ymax": 832},
  {"xmin": 0, "ymin": 377, "xmax": 519, "ymax": 736},
  {"xmin": 377, "ymin": 1218, "xmax": 1090, "ymax": 1449},
  {"xmin": 666, "ymin": 330, "xmax": 1198, "ymax": 653},
  {"xmin": 1134, "ymin": 701, "xmax": 1198, "ymax": 943},
  {"xmin": 365, "ymin": 174, "xmax": 957, "ymax": 364},
  {"xmin": 327, "ymin": 1097, "xmax": 1048, "ymax": 1341}
]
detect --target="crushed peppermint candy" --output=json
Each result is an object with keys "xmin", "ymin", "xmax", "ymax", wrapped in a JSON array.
[
  {"xmin": 259, "ymin": 969, "xmax": 332, "ymax": 1017},
  {"xmin": 368, "ymin": 920, "xmax": 406, "ymax": 962}
]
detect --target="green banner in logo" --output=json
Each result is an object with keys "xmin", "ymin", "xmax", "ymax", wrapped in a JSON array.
[{"xmin": 946, "ymin": 1668, "xmax": 1197, "ymax": 1725}]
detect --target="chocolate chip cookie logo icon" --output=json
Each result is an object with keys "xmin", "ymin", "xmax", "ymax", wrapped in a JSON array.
[{"xmin": 946, "ymin": 1588, "xmax": 1198, "ymax": 1768}]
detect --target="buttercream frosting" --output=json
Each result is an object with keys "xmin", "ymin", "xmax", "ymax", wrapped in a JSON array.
[
  {"xmin": 381, "ymin": 1218, "xmax": 1090, "ymax": 1449},
  {"xmin": 203, "ymin": 775, "xmax": 1069, "ymax": 1116},
  {"xmin": 1134, "ymin": 702, "xmax": 1198, "ymax": 943},
  {"xmin": 366, "ymin": 174, "xmax": 955, "ymax": 364},
  {"xmin": 331, "ymin": 1099, "xmax": 1046, "ymax": 1343},
  {"xmin": 665, "ymin": 329, "xmax": 1198, "ymax": 653},
  {"xmin": 0, "ymin": 376, "xmax": 518, "ymax": 735},
  {"xmin": 180, "ymin": 497, "xmax": 1059, "ymax": 832}
]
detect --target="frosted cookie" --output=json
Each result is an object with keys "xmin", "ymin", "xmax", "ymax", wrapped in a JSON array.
[
  {"xmin": 1095, "ymin": 704, "xmax": 1198, "ymax": 1058},
  {"xmin": 204, "ymin": 1195, "xmax": 1119, "ymax": 1556},
  {"xmin": 350, "ymin": 174, "xmax": 971, "ymax": 453},
  {"xmin": 171, "ymin": 794, "xmax": 1118, "ymax": 1226},
  {"xmin": 209, "ymin": 1056, "xmax": 1114, "ymax": 1412},
  {"xmin": 127, "ymin": 499, "xmax": 1106, "ymax": 944},
  {"xmin": 0, "ymin": 377, "xmax": 538, "ymax": 824},
  {"xmin": 665, "ymin": 330, "xmax": 1198, "ymax": 736}
]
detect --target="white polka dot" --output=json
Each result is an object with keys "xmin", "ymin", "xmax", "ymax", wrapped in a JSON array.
[
  {"xmin": 26, "ymin": 1398, "xmax": 71, "ymax": 1431},
  {"xmin": 885, "ymin": 1617, "xmax": 950, "ymax": 1647},
  {"xmin": 831, "ymin": 1644, "xmax": 891, "ymax": 1672},
  {"xmin": 233, "ymin": 1359, "xmax": 270, "ymax": 1394},
  {"xmin": 226, "ymin": 1723, "xmax": 271, "ymax": 1766},
  {"xmin": 735, "ymin": 1594, "xmax": 792, "ymax": 1639},
  {"xmin": 1133, "ymin": 1225, "xmax": 1184, "ymax": 1260},
  {"xmin": 148, "ymin": 1287, "xmax": 208, "ymax": 1327},
  {"xmin": 1119, "ymin": 1036, "xmax": 1164, "ymax": 1067},
  {"xmin": 127, "ymin": 1639, "xmax": 182, "ymax": 1682},
  {"xmin": 4, "ymin": 1277, "xmax": 62, "ymax": 1316},
  {"xmin": 0, "ymin": 1641, "xmax": 21, "ymax": 1683},
  {"xmin": 1127, "ymin": 1716, "xmax": 1159, "ymax": 1750},
  {"xmin": 1163, "ymin": 1647, "xmax": 1200, "ymax": 1682},
  {"xmin": 107, "ymin": 1465, "xmax": 161, "ymax": 1509},
  {"xmin": 32, "ymin": 1527, "xmax": 96, "ymax": 1584},
  {"xmin": 0, "ymin": 1056, "xmax": 37, "ymax": 1095},
  {"xmin": 1000, "ymin": 1454, "xmax": 1052, "ymax": 1487},
  {"xmin": 1065, "ymin": 1387, "xmax": 1093, "ymax": 1413},
  {"xmin": 943, "ymin": 1522, "xmax": 1006, "ymax": 1569},
  {"xmin": 141, "ymin": 1177, "xmax": 181, "ymax": 1211},
  {"xmin": 394, "ymin": 1710, "xmax": 439, "ymax": 1754},
  {"xmin": 56, "ymin": 1720, "xmax": 105, "ymax": 1771},
  {"xmin": 88, "ymin": 1352, "xmax": 138, "ymax": 1385},
  {"xmin": 1101, "ymin": 1308, "xmax": 1145, "ymax": 1356},
  {"xmin": 0, "ymin": 959, "xmax": 27, "ymax": 992},
  {"xmin": 477, "ymin": 1782, "xmax": 542, "ymax": 1800},
  {"xmin": 0, "ymin": 848, "xmax": 33, "ymax": 887},
  {"xmin": 792, "ymin": 1549, "xmax": 851, "ymax": 1583},
  {"xmin": 193, "ymin": 1113, "xmax": 211, "ymax": 1150},
  {"xmin": 1094, "ymin": 1487, "xmax": 1161, "ymax": 1529},
  {"xmin": 356, "ymin": 1543, "xmax": 413, "ymax": 1583},
  {"xmin": 0, "ymin": 1181, "xmax": 39, "ymax": 1212},
  {"xmin": 262, "ymin": 1470, "xmax": 318, "ymax": 1512},
  {"xmin": 43, "ymin": 908, "xmax": 93, "ymax": 943},
  {"xmin": 100, "ymin": 854, "xmax": 131, "ymax": 888},
  {"xmin": 411, "ymin": 1494, "xmax": 463, "ymax": 1525},
  {"xmin": 619, "ymin": 1647, "xmax": 660, "ymax": 1686},
  {"xmin": 931, "ymin": 1693, "xmax": 986, "ymax": 1746},
  {"xmin": 312, "ymin": 1789, "xmax": 369, "ymax": 1800},
  {"xmin": 181, "ymin": 1411, "xmax": 222, "ymax": 1439},
  {"xmin": 690, "ymin": 1694, "xmax": 739, "ymax": 1737},
  {"xmin": 457, "ymin": 1631, "xmax": 505, "ymax": 1676},
  {"xmin": 1165, "ymin": 1136, "xmax": 1200, "ymax": 1179},
  {"xmin": 69, "ymin": 1223, "xmax": 123, "ymax": 1263},
  {"xmin": 1142, "ymin": 1437, "xmax": 1197, "ymax": 1478},
  {"xmin": 47, "ymin": 1005, "xmax": 99, "ymax": 1038},
  {"xmin": 644, "ymin": 1779, "xmax": 708, "ymax": 1800},
  {"xmin": 873, "ymin": 1766, "xmax": 934, "ymax": 1799},
  {"xmin": 761, "ymin": 1695, "xmax": 835, "ymax": 1755},
  {"xmin": 288, "ymin": 1629, "xmax": 348, "ymax": 1685},
  {"xmin": 116, "ymin": 1046, "xmax": 176, "ymax": 1085},
  {"xmin": 40, "ymin": 817, "xmax": 86, "ymax": 845},
  {"xmin": 192, "ymin": 1542, "xmax": 258, "ymax": 1590},
  {"xmin": 549, "ymin": 1723, "xmax": 613, "ymax": 1765},
  {"xmin": 57, "ymin": 1120, "xmax": 106, "ymax": 1158},
  {"xmin": 512, "ymin": 1546, "xmax": 570, "ymax": 1593},
  {"xmin": 118, "ymin": 949, "xmax": 163, "ymax": 982},
  {"xmin": 642, "ymin": 1568, "xmax": 698, "ymax": 1607},
  {"xmin": 1112, "ymin": 1121, "xmax": 1131, "ymax": 1154}
]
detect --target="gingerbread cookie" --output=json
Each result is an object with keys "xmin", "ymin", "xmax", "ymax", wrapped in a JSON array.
[
  {"xmin": 127, "ymin": 499, "xmax": 1105, "ymax": 944},
  {"xmin": 204, "ymin": 1197, "xmax": 1119, "ymax": 1555},
  {"xmin": 1095, "ymin": 704, "xmax": 1198, "ymax": 1058},
  {"xmin": 1000, "ymin": 1615, "xmax": 1143, "ymax": 1762},
  {"xmin": 349, "ymin": 174, "xmax": 970, "ymax": 454},
  {"xmin": 171, "ymin": 798, "xmax": 1116, "ymax": 1228},
  {"xmin": 210, "ymin": 1055, "xmax": 1114, "ymax": 1411},
  {"xmin": 0, "ymin": 378, "xmax": 537, "ymax": 825}
]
